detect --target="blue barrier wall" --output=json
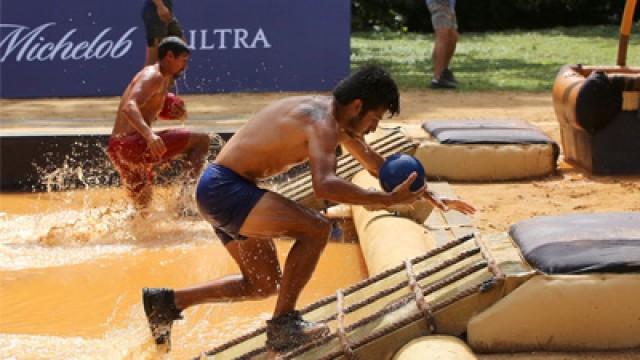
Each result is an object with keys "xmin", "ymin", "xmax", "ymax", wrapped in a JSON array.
[{"xmin": 0, "ymin": 0, "xmax": 350, "ymax": 98}]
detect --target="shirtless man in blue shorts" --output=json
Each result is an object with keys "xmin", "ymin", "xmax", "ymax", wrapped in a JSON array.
[{"xmin": 141, "ymin": 65, "xmax": 476, "ymax": 352}]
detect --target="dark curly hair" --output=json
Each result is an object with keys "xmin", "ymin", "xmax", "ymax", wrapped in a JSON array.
[
  {"xmin": 158, "ymin": 36, "xmax": 190, "ymax": 59},
  {"xmin": 333, "ymin": 65, "xmax": 400, "ymax": 117}
]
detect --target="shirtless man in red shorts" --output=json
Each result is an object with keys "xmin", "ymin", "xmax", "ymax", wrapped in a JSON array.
[{"xmin": 108, "ymin": 36, "xmax": 210, "ymax": 212}]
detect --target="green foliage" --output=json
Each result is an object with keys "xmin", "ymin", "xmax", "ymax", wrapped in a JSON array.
[
  {"xmin": 351, "ymin": 25, "xmax": 640, "ymax": 92},
  {"xmin": 351, "ymin": 1, "xmax": 413, "ymax": 32},
  {"xmin": 352, "ymin": 0, "xmax": 633, "ymax": 32}
]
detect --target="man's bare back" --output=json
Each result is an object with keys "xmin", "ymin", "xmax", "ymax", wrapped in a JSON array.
[{"xmin": 216, "ymin": 96, "xmax": 340, "ymax": 181}]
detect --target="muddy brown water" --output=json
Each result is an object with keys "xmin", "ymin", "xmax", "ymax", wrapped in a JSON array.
[{"xmin": 0, "ymin": 188, "xmax": 367, "ymax": 359}]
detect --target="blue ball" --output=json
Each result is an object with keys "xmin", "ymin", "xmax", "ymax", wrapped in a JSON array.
[{"xmin": 379, "ymin": 153, "xmax": 426, "ymax": 192}]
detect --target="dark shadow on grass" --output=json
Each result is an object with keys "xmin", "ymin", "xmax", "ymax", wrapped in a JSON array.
[
  {"xmin": 465, "ymin": 25, "xmax": 624, "ymax": 41},
  {"xmin": 454, "ymin": 55, "xmax": 565, "ymax": 92},
  {"xmin": 353, "ymin": 54, "xmax": 565, "ymax": 92},
  {"xmin": 535, "ymin": 25, "xmax": 627, "ymax": 40}
]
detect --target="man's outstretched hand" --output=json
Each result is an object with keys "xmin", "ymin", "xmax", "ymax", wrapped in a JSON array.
[
  {"xmin": 423, "ymin": 190, "xmax": 476, "ymax": 215},
  {"xmin": 442, "ymin": 199, "xmax": 476, "ymax": 215}
]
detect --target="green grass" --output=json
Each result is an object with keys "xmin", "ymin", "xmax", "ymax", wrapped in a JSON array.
[{"xmin": 351, "ymin": 24, "xmax": 640, "ymax": 92}]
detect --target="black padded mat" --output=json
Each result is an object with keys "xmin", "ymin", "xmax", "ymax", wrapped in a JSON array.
[
  {"xmin": 509, "ymin": 212, "xmax": 640, "ymax": 274},
  {"xmin": 422, "ymin": 120, "xmax": 556, "ymax": 145}
]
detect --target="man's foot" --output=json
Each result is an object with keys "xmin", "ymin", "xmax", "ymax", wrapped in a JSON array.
[
  {"xmin": 266, "ymin": 311, "xmax": 330, "ymax": 352},
  {"xmin": 430, "ymin": 68, "xmax": 458, "ymax": 89},
  {"xmin": 441, "ymin": 68, "xmax": 458, "ymax": 85},
  {"xmin": 430, "ymin": 77, "xmax": 457, "ymax": 89},
  {"xmin": 142, "ymin": 288, "xmax": 183, "ymax": 351}
]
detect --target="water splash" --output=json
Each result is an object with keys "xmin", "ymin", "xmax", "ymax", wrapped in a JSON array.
[
  {"xmin": 0, "ymin": 193, "xmax": 216, "ymax": 270},
  {"xmin": 32, "ymin": 140, "xmax": 118, "ymax": 193},
  {"xmin": 1, "ymin": 132, "xmax": 227, "ymax": 270},
  {"xmin": 0, "ymin": 304, "xmax": 160, "ymax": 360}
]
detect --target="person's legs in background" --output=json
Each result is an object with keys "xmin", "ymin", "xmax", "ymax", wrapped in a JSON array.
[
  {"xmin": 142, "ymin": 1, "xmax": 184, "ymax": 66},
  {"xmin": 427, "ymin": 0, "xmax": 459, "ymax": 89}
]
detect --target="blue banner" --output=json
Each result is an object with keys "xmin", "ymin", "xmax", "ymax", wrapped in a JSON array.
[{"xmin": 0, "ymin": 0, "xmax": 350, "ymax": 98}]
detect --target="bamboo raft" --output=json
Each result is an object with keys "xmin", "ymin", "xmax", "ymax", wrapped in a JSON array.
[{"xmin": 197, "ymin": 232, "xmax": 534, "ymax": 359}]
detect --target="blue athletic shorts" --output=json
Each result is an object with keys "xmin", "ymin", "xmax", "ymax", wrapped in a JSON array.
[{"xmin": 196, "ymin": 164, "xmax": 267, "ymax": 245}]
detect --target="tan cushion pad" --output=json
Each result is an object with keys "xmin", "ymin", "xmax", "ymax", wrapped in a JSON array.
[
  {"xmin": 468, "ymin": 274, "xmax": 640, "ymax": 352},
  {"xmin": 413, "ymin": 120, "xmax": 558, "ymax": 181},
  {"xmin": 414, "ymin": 142, "xmax": 556, "ymax": 181}
]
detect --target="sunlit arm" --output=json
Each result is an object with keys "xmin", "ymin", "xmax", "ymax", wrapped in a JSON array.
[
  {"xmin": 308, "ymin": 126, "xmax": 420, "ymax": 206},
  {"xmin": 339, "ymin": 131, "xmax": 385, "ymax": 177}
]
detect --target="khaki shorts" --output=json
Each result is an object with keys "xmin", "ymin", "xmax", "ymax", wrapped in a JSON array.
[{"xmin": 427, "ymin": 0, "xmax": 458, "ymax": 30}]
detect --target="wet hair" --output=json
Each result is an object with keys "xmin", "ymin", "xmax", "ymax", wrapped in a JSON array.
[
  {"xmin": 333, "ymin": 65, "xmax": 400, "ymax": 117},
  {"xmin": 158, "ymin": 36, "xmax": 191, "ymax": 59}
]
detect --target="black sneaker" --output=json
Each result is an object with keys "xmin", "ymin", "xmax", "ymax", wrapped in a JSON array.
[
  {"xmin": 441, "ymin": 68, "xmax": 458, "ymax": 85},
  {"xmin": 430, "ymin": 68, "xmax": 458, "ymax": 89},
  {"xmin": 142, "ymin": 288, "xmax": 183, "ymax": 351},
  {"xmin": 266, "ymin": 311, "xmax": 330, "ymax": 352},
  {"xmin": 430, "ymin": 76, "xmax": 457, "ymax": 89}
]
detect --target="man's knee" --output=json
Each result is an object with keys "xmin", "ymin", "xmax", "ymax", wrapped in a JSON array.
[
  {"xmin": 435, "ymin": 28, "xmax": 451, "ymax": 38},
  {"xmin": 435, "ymin": 29, "xmax": 457, "ymax": 47},
  {"xmin": 184, "ymin": 133, "xmax": 210, "ymax": 161},
  {"xmin": 191, "ymin": 132, "xmax": 211, "ymax": 151},
  {"xmin": 247, "ymin": 277, "xmax": 279, "ymax": 298},
  {"xmin": 197, "ymin": 132, "xmax": 211, "ymax": 143},
  {"xmin": 297, "ymin": 217, "xmax": 332, "ymax": 250},
  {"xmin": 315, "ymin": 220, "xmax": 335, "ymax": 250},
  {"xmin": 448, "ymin": 29, "xmax": 459, "ymax": 43}
]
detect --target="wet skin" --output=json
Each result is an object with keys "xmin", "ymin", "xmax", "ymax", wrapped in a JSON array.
[
  {"xmin": 173, "ymin": 95, "xmax": 435, "ymax": 318},
  {"xmin": 111, "ymin": 52, "xmax": 209, "ymax": 208}
]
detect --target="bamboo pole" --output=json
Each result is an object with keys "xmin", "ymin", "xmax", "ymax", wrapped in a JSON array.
[{"xmin": 617, "ymin": 0, "xmax": 638, "ymax": 66}]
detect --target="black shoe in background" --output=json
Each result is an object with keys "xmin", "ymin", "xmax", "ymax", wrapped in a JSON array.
[
  {"xmin": 441, "ymin": 68, "xmax": 458, "ymax": 85},
  {"xmin": 430, "ymin": 68, "xmax": 458, "ymax": 89},
  {"xmin": 430, "ymin": 77, "xmax": 457, "ymax": 89}
]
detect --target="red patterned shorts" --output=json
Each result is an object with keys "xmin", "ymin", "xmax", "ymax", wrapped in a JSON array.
[{"xmin": 107, "ymin": 129, "xmax": 190, "ymax": 194}]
